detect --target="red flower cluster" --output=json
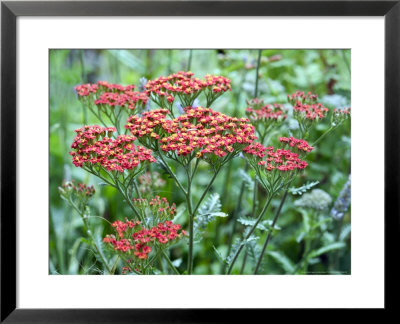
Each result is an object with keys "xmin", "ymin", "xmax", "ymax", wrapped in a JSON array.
[
  {"xmin": 144, "ymin": 71, "xmax": 231, "ymax": 109},
  {"xmin": 288, "ymin": 90, "xmax": 318, "ymax": 105},
  {"xmin": 75, "ymin": 81, "xmax": 136, "ymax": 97},
  {"xmin": 242, "ymin": 142, "xmax": 268, "ymax": 159},
  {"xmin": 132, "ymin": 220, "xmax": 186, "ymax": 246},
  {"xmin": 103, "ymin": 219, "xmax": 186, "ymax": 260},
  {"xmin": 97, "ymin": 81, "xmax": 136, "ymax": 92},
  {"xmin": 70, "ymin": 125, "xmax": 156, "ymax": 172},
  {"xmin": 126, "ymin": 108, "xmax": 170, "ymax": 140},
  {"xmin": 112, "ymin": 219, "xmax": 141, "ymax": 238},
  {"xmin": 293, "ymin": 102, "xmax": 329, "ymax": 120},
  {"xmin": 126, "ymin": 106, "xmax": 257, "ymax": 161},
  {"xmin": 246, "ymin": 103, "xmax": 287, "ymax": 122},
  {"xmin": 244, "ymin": 141, "xmax": 309, "ymax": 173},
  {"xmin": 94, "ymin": 91, "xmax": 148, "ymax": 111},
  {"xmin": 279, "ymin": 137, "xmax": 314, "ymax": 153},
  {"xmin": 75, "ymin": 84, "xmax": 98, "ymax": 97},
  {"xmin": 145, "ymin": 71, "xmax": 231, "ymax": 97}
]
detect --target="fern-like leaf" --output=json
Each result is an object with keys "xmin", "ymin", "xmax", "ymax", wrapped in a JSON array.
[
  {"xmin": 194, "ymin": 193, "xmax": 227, "ymax": 241},
  {"xmin": 289, "ymin": 181, "xmax": 319, "ymax": 195}
]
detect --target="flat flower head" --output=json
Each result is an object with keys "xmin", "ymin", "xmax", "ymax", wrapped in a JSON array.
[
  {"xmin": 70, "ymin": 125, "xmax": 156, "ymax": 172},
  {"xmin": 144, "ymin": 71, "xmax": 232, "ymax": 112},
  {"xmin": 244, "ymin": 139, "xmax": 310, "ymax": 193},
  {"xmin": 279, "ymin": 136, "xmax": 314, "ymax": 155},
  {"xmin": 287, "ymin": 90, "xmax": 318, "ymax": 105},
  {"xmin": 126, "ymin": 106, "xmax": 256, "ymax": 167}
]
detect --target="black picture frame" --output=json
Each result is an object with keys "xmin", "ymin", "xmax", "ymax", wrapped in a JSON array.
[{"xmin": 1, "ymin": 0, "xmax": 398, "ymax": 322}]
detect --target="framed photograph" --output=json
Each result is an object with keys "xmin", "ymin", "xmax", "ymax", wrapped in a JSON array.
[{"xmin": 1, "ymin": 0, "xmax": 398, "ymax": 321}]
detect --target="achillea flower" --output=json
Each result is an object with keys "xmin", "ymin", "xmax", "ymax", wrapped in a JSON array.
[
  {"xmin": 103, "ymin": 217, "xmax": 186, "ymax": 264},
  {"xmin": 75, "ymin": 81, "xmax": 136, "ymax": 98},
  {"xmin": 75, "ymin": 84, "xmax": 98, "ymax": 97},
  {"xmin": 126, "ymin": 106, "xmax": 257, "ymax": 167},
  {"xmin": 75, "ymin": 81, "xmax": 148, "ymax": 114},
  {"xmin": 287, "ymin": 90, "xmax": 318, "ymax": 105},
  {"xmin": 70, "ymin": 125, "xmax": 156, "ymax": 173},
  {"xmin": 246, "ymin": 98, "xmax": 287, "ymax": 122},
  {"xmin": 245, "ymin": 98, "xmax": 287, "ymax": 142},
  {"xmin": 279, "ymin": 136, "xmax": 314, "ymax": 154},
  {"xmin": 244, "ymin": 139, "xmax": 310, "ymax": 192},
  {"xmin": 145, "ymin": 71, "xmax": 232, "ymax": 112},
  {"xmin": 293, "ymin": 102, "xmax": 329, "ymax": 121},
  {"xmin": 94, "ymin": 91, "xmax": 148, "ymax": 111},
  {"xmin": 97, "ymin": 81, "xmax": 136, "ymax": 93}
]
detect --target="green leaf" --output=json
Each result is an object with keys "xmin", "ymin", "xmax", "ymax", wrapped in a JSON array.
[
  {"xmin": 239, "ymin": 169, "xmax": 254, "ymax": 189},
  {"xmin": 308, "ymin": 242, "xmax": 346, "ymax": 258},
  {"xmin": 226, "ymin": 236, "xmax": 259, "ymax": 265},
  {"xmin": 213, "ymin": 246, "xmax": 228, "ymax": 265},
  {"xmin": 339, "ymin": 224, "xmax": 351, "ymax": 242},
  {"xmin": 289, "ymin": 181, "xmax": 319, "ymax": 195},
  {"xmin": 194, "ymin": 193, "xmax": 227, "ymax": 241},
  {"xmin": 237, "ymin": 217, "xmax": 280, "ymax": 232},
  {"xmin": 266, "ymin": 251, "xmax": 295, "ymax": 274}
]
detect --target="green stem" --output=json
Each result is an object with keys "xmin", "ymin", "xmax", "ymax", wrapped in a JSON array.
[
  {"xmin": 68, "ymin": 200, "xmax": 111, "ymax": 274},
  {"xmin": 192, "ymin": 167, "xmax": 221, "ymax": 216},
  {"xmin": 238, "ymin": 175, "xmax": 259, "ymax": 272},
  {"xmin": 312, "ymin": 126, "xmax": 335, "ymax": 146},
  {"xmin": 227, "ymin": 193, "xmax": 274, "ymax": 274},
  {"xmin": 186, "ymin": 166, "xmax": 194, "ymax": 274},
  {"xmin": 162, "ymin": 250, "xmax": 180, "ymax": 275},
  {"xmin": 240, "ymin": 250, "xmax": 248, "ymax": 274},
  {"xmin": 133, "ymin": 179, "xmax": 142, "ymax": 199},
  {"xmin": 222, "ymin": 172, "xmax": 247, "ymax": 273},
  {"xmin": 253, "ymin": 187, "xmax": 289, "ymax": 274},
  {"xmin": 157, "ymin": 149, "xmax": 187, "ymax": 195}
]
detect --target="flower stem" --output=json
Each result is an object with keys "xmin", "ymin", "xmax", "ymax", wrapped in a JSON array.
[
  {"xmin": 253, "ymin": 187, "xmax": 289, "ymax": 274},
  {"xmin": 192, "ymin": 167, "xmax": 221, "ymax": 216},
  {"xmin": 68, "ymin": 199, "xmax": 112, "ymax": 274},
  {"xmin": 186, "ymin": 165, "xmax": 195, "ymax": 274},
  {"xmin": 312, "ymin": 126, "xmax": 335, "ymax": 146},
  {"xmin": 162, "ymin": 250, "xmax": 180, "ymax": 275},
  {"xmin": 157, "ymin": 148, "xmax": 187, "ymax": 195},
  {"xmin": 238, "ymin": 175, "xmax": 259, "ymax": 272},
  {"xmin": 227, "ymin": 193, "xmax": 274, "ymax": 274}
]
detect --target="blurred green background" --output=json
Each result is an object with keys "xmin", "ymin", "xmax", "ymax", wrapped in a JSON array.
[{"xmin": 50, "ymin": 49, "xmax": 351, "ymax": 275}]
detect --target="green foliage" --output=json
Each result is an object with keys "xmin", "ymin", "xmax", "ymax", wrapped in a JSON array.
[
  {"xmin": 194, "ymin": 193, "xmax": 228, "ymax": 242},
  {"xmin": 50, "ymin": 49, "xmax": 351, "ymax": 275},
  {"xmin": 289, "ymin": 181, "xmax": 320, "ymax": 195},
  {"xmin": 308, "ymin": 242, "xmax": 346, "ymax": 259}
]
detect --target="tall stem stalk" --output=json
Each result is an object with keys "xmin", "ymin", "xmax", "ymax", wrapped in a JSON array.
[
  {"xmin": 186, "ymin": 165, "xmax": 195, "ymax": 274},
  {"xmin": 253, "ymin": 187, "xmax": 289, "ymax": 274},
  {"xmin": 227, "ymin": 193, "xmax": 274, "ymax": 274}
]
